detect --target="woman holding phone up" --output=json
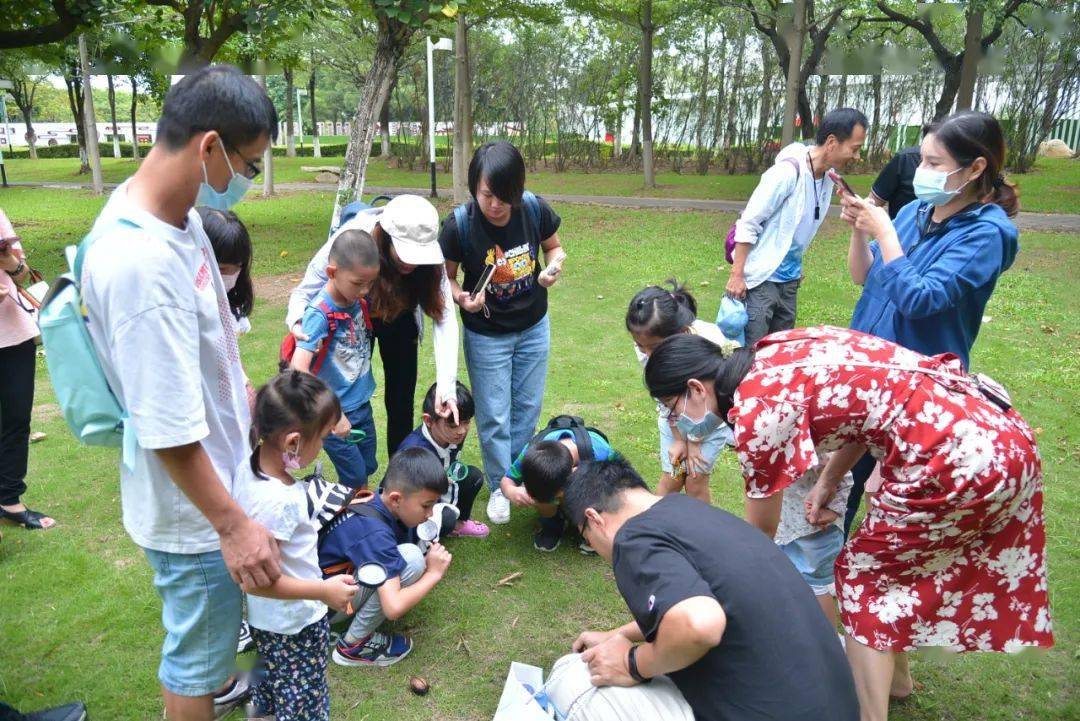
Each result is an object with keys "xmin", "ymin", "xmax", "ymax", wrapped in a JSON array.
[
  {"xmin": 837, "ymin": 110, "xmax": 1021, "ymax": 536},
  {"xmin": 438, "ymin": 142, "xmax": 566, "ymax": 525}
]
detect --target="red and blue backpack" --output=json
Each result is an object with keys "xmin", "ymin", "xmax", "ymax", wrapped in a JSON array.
[{"xmin": 279, "ymin": 297, "xmax": 373, "ymax": 373}]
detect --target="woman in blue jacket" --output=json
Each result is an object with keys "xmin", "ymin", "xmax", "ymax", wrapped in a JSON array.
[{"xmin": 837, "ymin": 110, "xmax": 1020, "ymax": 541}]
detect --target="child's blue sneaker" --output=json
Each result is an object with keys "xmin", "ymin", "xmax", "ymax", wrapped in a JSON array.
[{"xmin": 332, "ymin": 631, "xmax": 413, "ymax": 668}]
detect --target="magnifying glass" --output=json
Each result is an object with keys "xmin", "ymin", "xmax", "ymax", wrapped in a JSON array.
[
  {"xmin": 356, "ymin": 562, "xmax": 388, "ymax": 588},
  {"xmin": 447, "ymin": 460, "xmax": 468, "ymax": 483},
  {"xmin": 417, "ymin": 518, "xmax": 440, "ymax": 543}
]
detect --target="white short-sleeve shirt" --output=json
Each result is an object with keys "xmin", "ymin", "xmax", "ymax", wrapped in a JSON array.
[
  {"xmin": 233, "ymin": 461, "xmax": 327, "ymax": 635},
  {"xmin": 82, "ymin": 181, "xmax": 251, "ymax": 553}
]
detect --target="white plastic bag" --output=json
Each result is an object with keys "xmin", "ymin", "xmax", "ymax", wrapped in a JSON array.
[{"xmin": 493, "ymin": 662, "xmax": 552, "ymax": 721}]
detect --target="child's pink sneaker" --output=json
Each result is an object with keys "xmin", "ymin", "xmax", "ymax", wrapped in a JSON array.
[{"xmin": 450, "ymin": 519, "xmax": 490, "ymax": 538}]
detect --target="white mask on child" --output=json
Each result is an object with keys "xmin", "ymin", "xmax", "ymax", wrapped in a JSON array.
[{"xmin": 222, "ymin": 271, "xmax": 240, "ymax": 292}]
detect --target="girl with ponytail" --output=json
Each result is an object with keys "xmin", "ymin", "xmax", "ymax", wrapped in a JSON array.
[
  {"xmin": 627, "ymin": 281, "xmax": 741, "ymax": 504},
  {"xmin": 234, "ymin": 370, "xmax": 356, "ymax": 720}
]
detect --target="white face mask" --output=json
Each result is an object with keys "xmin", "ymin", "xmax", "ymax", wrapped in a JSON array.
[{"xmin": 222, "ymin": 271, "xmax": 240, "ymax": 292}]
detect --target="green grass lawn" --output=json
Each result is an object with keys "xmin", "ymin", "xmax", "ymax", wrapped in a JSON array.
[
  {"xmin": 5, "ymin": 155, "xmax": 1077, "ymax": 213},
  {"xmin": 0, "ymin": 187, "xmax": 1076, "ymax": 720}
]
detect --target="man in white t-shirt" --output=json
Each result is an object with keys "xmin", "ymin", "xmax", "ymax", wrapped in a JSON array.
[
  {"xmin": 726, "ymin": 108, "xmax": 867, "ymax": 347},
  {"xmin": 81, "ymin": 65, "xmax": 279, "ymax": 721}
]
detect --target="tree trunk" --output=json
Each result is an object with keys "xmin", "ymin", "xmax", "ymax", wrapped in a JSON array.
[
  {"xmin": 309, "ymin": 63, "xmax": 320, "ymax": 158},
  {"xmin": 870, "ymin": 73, "xmax": 883, "ymax": 158},
  {"xmin": 452, "ymin": 13, "xmax": 472, "ymax": 203},
  {"xmin": 629, "ymin": 94, "xmax": 641, "ymax": 161},
  {"xmin": 17, "ymin": 104, "xmax": 38, "ymax": 160},
  {"xmin": 757, "ymin": 42, "xmax": 775, "ymax": 147},
  {"xmin": 64, "ymin": 62, "xmax": 89, "ymax": 174},
  {"xmin": 933, "ymin": 57, "xmax": 963, "ymax": 121},
  {"xmin": 955, "ymin": 10, "xmax": 983, "ymax": 111},
  {"xmin": 837, "ymin": 73, "xmax": 848, "ymax": 108},
  {"xmin": 640, "ymin": 0, "xmax": 655, "ymax": 188},
  {"xmin": 693, "ymin": 26, "xmax": 711, "ymax": 172},
  {"xmin": 285, "ymin": 66, "xmax": 296, "ymax": 157},
  {"xmin": 781, "ymin": 0, "xmax": 806, "ymax": 146},
  {"xmin": 334, "ymin": 21, "xmax": 409, "ymax": 228},
  {"xmin": 259, "ymin": 75, "xmax": 274, "ymax": 197},
  {"xmin": 129, "ymin": 75, "xmax": 140, "ymax": 161},
  {"xmin": 107, "ymin": 74, "xmax": 121, "ymax": 158},
  {"xmin": 796, "ymin": 85, "xmax": 814, "ymax": 140},
  {"xmin": 814, "ymin": 74, "xmax": 827, "ymax": 125},
  {"xmin": 379, "ymin": 69, "xmax": 394, "ymax": 157},
  {"xmin": 724, "ymin": 32, "xmax": 745, "ymax": 150},
  {"xmin": 78, "ymin": 34, "xmax": 103, "ymax": 194}
]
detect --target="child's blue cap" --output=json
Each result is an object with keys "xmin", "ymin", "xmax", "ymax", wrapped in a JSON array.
[{"xmin": 716, "ymin": 295, "xmax": 748, "ymax": 346}]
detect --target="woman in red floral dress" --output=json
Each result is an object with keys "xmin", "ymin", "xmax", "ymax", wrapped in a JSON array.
[{"xmin": 644, "ymin": 326, "xmax": 1053, "ymax": 721}]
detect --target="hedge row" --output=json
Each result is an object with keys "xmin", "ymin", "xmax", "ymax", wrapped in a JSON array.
[{"xmin": 2, "ymin": 140, "xmax": 451, "ymax": 160}]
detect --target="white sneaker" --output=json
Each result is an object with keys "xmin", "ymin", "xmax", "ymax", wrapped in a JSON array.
[{"xmin": 486, "ymin": 488, "xmax": 511, "ymax": 525}]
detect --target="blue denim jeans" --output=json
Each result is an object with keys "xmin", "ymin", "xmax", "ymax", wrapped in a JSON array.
[
  {"xmin": 463, "ymin": 314, "xmax": 550, "ymax": 491},
  {"xmin": 322, "ymin": 402, "xmax": 378, "ymax": 489},
  {"xmin": 142, "ymin": 548, "xmax": 243, "ymax": 697}
]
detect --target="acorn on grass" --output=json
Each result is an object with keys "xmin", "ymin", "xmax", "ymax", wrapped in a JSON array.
[{"xmin": 408, "ymin": 676, "xmax": 430, "ymax": 696}]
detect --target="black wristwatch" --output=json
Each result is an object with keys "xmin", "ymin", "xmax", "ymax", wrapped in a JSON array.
[
  {"xmin": 6, "ymin": 260, "xmax": 25, "ymax": 278},
  {"xmin": 627, "ymin": 644, "xmax": 651, "ymax": 684}
]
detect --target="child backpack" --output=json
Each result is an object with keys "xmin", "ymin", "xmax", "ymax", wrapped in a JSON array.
[
  {"xmin": 305, "ymin": 463, "xmax": 395, "ymax": 575},
  {"xmin": 453, "ymin": 190, "xmax": 542, "ymax": 260},
  {"xmin": 329, "ymin": 194, "xmax": 392, "ymax": 237},
  {"xmin": 37, "ymin": 220, "xmax": 137, "ymax": 467},
  {"xmin": 724, "ymin": 157, "xmax": 801, "ymax": 263},
  {"xmin": 278, "ymin": 297, "xmax": 373, "ymax": 373},
  {"xmin": 527, "ymin": 415, "xmax": 609, "ymax": 463}
]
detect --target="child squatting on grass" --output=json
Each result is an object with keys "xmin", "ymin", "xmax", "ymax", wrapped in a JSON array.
[
  {"xmin": 499, "ymin": 416, "xmax": 614, "ymax": 553},
  {"xmin": 396, "ymin": 381, "xmax": 490, "ymax": 538},
  {"xmin": 290, "ymin": 227, "xmax": 381, "ymax": 490},
  {"xmin": 317, "ymin": 448, "xmax": 453, "ymax": 668},
  {"xmin": 232, "ymin": 371, "xmax": 359, "ymax": 721},
  {"xmin": 626, "ymin": 280, "xmax": 739, "ymax": 505}
]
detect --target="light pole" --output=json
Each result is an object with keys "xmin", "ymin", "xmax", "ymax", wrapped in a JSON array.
[
  {"xmin": 296, "ymin": 87, "xmax": 306, "ymax": 151},
  {"xmin": 426, "ymin": 36, "xmax": 453, "ymax": 198}
]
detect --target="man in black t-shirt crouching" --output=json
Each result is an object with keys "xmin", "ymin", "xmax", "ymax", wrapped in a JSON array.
[{"xmin": 565, "ymin": 459, "xmax": 859, "ymax": 721}]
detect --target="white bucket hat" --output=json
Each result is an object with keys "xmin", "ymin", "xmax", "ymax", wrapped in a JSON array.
[{"xmin": 379, "ymin": 194, "xmax": 443, "ymax": 266}]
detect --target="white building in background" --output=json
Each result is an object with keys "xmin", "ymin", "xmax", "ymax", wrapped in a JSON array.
[{"xmin": 0, "ymin": 121, "xmax": 158, "ymax": 148}]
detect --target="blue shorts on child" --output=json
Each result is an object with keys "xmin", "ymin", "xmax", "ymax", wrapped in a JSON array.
[{"xmin": 778, "ymin": 526, "xmax": 845, "ymax": 596}]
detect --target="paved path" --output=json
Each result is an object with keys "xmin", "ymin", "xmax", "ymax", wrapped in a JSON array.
[{"xmin": 8, "ymin": 180, "xmax": 1079, "ymax": 232}]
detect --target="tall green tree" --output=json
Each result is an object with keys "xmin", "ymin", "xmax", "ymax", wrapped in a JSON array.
[
  {"xmin": 332, "ymin": 0, "xmax": 462, "ymax": 225},
  {"xmin": 867, "ymin": 0, "xmax": 1035, "ymax": 121}
]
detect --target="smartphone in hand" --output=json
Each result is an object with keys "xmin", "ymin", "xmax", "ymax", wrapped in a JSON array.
[
  {"xmin": 827, "ymin": 168, "xmax": 856, "ymax": 197},
  {"xmin": 471, "ymin": 263, "xmax": 496, "ymax": 299}
]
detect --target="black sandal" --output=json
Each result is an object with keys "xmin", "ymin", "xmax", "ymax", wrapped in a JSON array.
[{"xmin": 0, "ymin": 507, "xmax": 56, "ymax": 529}]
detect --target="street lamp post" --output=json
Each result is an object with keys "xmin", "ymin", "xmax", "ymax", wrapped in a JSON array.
[{"xmin": 426, "ymin": 36, "xmax": 453, "ymax": 198}]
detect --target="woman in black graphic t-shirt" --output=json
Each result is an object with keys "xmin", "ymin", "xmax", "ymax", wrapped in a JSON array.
[{"xmin": 438, "ymin": 142, "xmax": 566, "ymax": 527}]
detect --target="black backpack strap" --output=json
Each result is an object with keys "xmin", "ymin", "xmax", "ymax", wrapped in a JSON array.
[{"xmin": 348, "ymin": 499, "xmax": 396, "ymax": 531}]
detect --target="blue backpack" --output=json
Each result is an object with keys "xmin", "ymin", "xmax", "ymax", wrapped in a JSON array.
[
  {"xmin": 452, "ymin": 190, "xmax": 542, "ymax": 260},
  {"xmin": 37, "ymin": 221, "xmax": 137, "ymax": 468},
  {"xmin": 329, "ymin": 195, "xmax": 392, "ymax": 237}
]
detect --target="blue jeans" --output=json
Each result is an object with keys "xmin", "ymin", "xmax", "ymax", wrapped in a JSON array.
[
  {"xmin": 463, "ymin": 314, "xmax": 550, "ymax": 491},
  {"xmin": 142, "ymin": 548, "xmax": 243, "ymax": 697},
  {"xmin": 322, "ymin": 402, "xmax": 378, "ymax": 489}
]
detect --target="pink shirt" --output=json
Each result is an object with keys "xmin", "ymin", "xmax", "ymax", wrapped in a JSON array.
[{"xmin": 0, "ymin": 210, "xmax": 39, "ymax": 348}]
